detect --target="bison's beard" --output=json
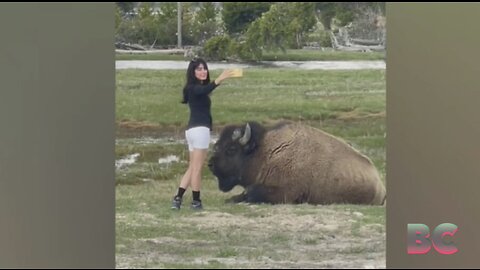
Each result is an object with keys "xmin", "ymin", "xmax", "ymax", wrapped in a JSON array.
[{"xmin": 216, "ymin": 175, "xmax": 239, "ymax": 192}]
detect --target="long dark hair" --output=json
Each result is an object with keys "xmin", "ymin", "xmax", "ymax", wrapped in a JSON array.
[{"xmin": 181, "ymin": 58, "xmax": 210, "ymax": 104}]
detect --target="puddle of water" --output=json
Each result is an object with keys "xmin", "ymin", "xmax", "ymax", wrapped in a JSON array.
[
  {"xmin": 115, "ymin": 137, "xmax": 219, "ymax": 170},
  {"xmin": 115, "ymin": 60, "xmax": 386, "ymax": 70},
  {"xmin": 158, "ymin": 155, "xmax": 179, "ymax": 165},
  {"xmin": 115, "ymin": 153, "xmax": 140, "ymax": 169}
]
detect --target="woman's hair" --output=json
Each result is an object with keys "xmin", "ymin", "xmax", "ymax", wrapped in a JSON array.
[{"xmin": 181, "ymin": 58, "xmax": 210, "ymax": 104}]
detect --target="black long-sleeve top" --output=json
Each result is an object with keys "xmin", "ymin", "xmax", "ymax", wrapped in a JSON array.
[{"xmin": 186, "ymin": 82, "xmax": 218, "ymax": 130}]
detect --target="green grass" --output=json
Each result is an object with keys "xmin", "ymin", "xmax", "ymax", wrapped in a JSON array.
[
  {"xmin": 116, "ymin": 69, "xmax": 385, "ymax": 125},
  {"xmin": 261, "ymin": 49, "xmax": 385, "ymax": 61},
  {"xmin": 116, "ymin": 49, "xmax": 385, "ymax": 61},
  {"xmin": 115, "ymin": 67, "xmax": 386, "ymax": 268},
  {"xmin": 116, "ymin": 53, "xmax": 186, "ymax": 61}
]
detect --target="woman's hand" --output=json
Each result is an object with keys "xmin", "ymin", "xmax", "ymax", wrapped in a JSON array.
[{"xmin": 214, "ymin": 69, "xmax": 235, "ymax": 85}]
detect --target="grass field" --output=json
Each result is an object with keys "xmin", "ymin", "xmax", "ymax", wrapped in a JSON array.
[
  {"xmin": 115, "ymin": 49, "xmax": 385, "ymax": 61},
  {"xmin": 115, "ymin": 67, "xmax": 386, "ymax": 268}
]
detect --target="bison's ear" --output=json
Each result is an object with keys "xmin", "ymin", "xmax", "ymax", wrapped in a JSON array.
[{"xmin": 232, "ymin": 128, "xmax": 242, "ymax": 141}]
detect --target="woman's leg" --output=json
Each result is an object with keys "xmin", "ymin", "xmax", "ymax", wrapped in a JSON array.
[
  {"xmin": 178, "ymin": 151, "xmax": 193, "ymax": 189},
  {"xmin": 171, "ymin": 151, "xmax": 193, "ymax": 210},
  {"xmin": 189, "ymin": 149, "xmax": 208, "ymax": 193}
]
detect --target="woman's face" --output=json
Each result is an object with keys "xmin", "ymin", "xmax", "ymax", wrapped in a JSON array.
[{"xmin": 194, "ymin": 64, "xmax": 208, "ymax": 81}]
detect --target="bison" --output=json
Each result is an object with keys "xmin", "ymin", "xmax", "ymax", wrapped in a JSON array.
[{"xmin": 208, "ymin": 121, "xmax": 386, "ymax": 205}]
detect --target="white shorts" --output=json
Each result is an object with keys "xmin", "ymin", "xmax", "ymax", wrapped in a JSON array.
[{"xmin": 185, "ymin": 126, "xmax": 210, "ymax": 151}]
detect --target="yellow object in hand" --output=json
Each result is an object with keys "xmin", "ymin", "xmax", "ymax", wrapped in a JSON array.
[{"xmin": 231, "ymin": 68, "xmax": 243, "ymax": 77}]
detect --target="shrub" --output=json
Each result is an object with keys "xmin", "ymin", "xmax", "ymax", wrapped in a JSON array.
[{"xmin": 202, "ymin": 35, "xmax": 232, "ymax": 61}]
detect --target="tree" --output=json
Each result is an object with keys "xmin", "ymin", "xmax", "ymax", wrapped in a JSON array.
[
  {"xmin": 315, "ymin": 2, "xmax": 385, "ymax": 30},
  {"xmin": 286, "ymin": 3, "xmax": 317, "ymax": 48},
  {"xmin": 116, "ymin": 3, "xmax": 157, "ymax": 45},
  {"xmin": 137, "ymin": 2, "xmax": 152, "ymax": 20},
  {"xmin": 241, "ymin": 2, "xmax": 317, "ymax": 54},
  {"xmin": 116, "ymin": 2, "xmax": 136, "ymax": 15},
  {"xmin": 156, "ymin": 2, "xmax": 179, "ymax": 46},
  {"xmin": 135, "ymin": 3, "xmax": 157, "ymax": 46},
  {"xmin": 197, "ymin": 2, "xmax": 216, "ymax": 23},
  {"xmin": 222, "ymin": 2, "xmax": 271, "ymax": 35},
  {"xmin": 315, "ymin": 2, "xmax": 337, "ymax": 30},
  {"xmin": 115, "ymin": 5, "xmax": 122, "ymax": 31},
  {"xmin": 180, "ymin": 3, "xmax": 197, "ymax": 46},
  {"xmin": 192, "ymin": 2, "xmax": 220, "ymax": 45},
  {"xmin": 116, "ymin": 2, "xmax": 172, "ymax": 47}
]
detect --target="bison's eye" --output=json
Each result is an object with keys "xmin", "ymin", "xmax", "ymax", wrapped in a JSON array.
[{"xmin": 226, "ymin": 145, "xmax": 237, "ymax": 156}]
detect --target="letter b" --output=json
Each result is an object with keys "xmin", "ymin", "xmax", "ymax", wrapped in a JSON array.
[{"xmin": 407, "ymin": 224, "xmax": 431, "ymax": 254}]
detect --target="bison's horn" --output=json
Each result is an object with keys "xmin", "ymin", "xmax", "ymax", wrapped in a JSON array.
[
  {"xmin": 239, "ymin": 123, "xmax": 251, "ymax": 145},
  {"xmin": 232, "ymin": 128, "xmax": 242, "ymax": 141}
]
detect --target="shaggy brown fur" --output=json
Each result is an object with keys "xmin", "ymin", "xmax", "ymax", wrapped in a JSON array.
[{"xmin": 209, "ymin": 122, "xmax": 386, "ymax": 205}]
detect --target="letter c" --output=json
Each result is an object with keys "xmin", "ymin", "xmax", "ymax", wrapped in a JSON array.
[{"xmin": 432, "ymin": 223, "xmax": 458, "ymax": 255}]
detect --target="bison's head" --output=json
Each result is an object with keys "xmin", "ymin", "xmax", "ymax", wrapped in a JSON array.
[{"xmin": 208, "ymin": 122, "xmax": 261, "ymax": 192}]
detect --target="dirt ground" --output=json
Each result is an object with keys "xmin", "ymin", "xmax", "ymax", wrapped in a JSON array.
[{"xmin": 116, "ymin": 203, "xmax": 385, "ymax": 269}]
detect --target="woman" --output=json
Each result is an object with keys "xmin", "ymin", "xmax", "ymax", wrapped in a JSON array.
[{"xmin": 171, "ymin": 58, "xmax": 234, "ymax": 210}]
